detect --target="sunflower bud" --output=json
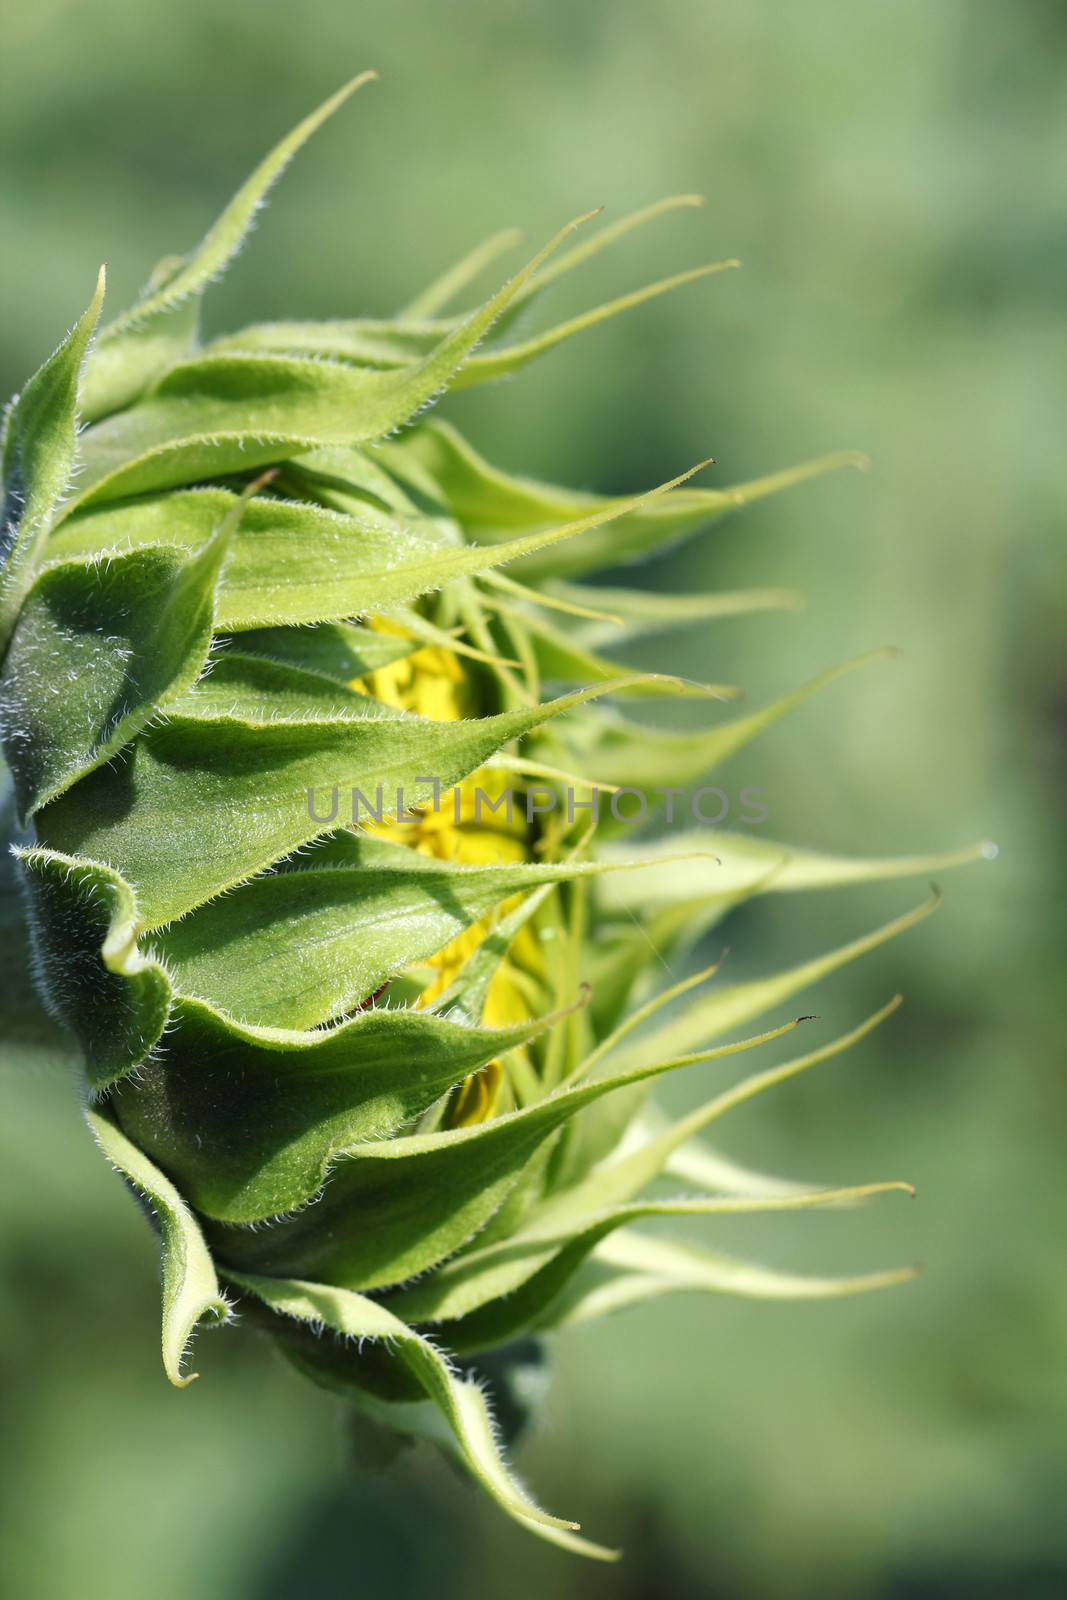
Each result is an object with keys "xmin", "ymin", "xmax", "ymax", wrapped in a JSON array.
[{"xmin": 0, "ymin": 76, "xmax": 987, "ymax": 1558}]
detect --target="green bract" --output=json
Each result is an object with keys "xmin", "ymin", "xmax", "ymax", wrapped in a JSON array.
[{"xmin": 0, "ymin": 76, "xmax": 988, "ymax": 1560}]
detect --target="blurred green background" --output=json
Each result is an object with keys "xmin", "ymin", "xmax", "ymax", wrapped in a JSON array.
[{"xmin": 1, "ymin": 2, "xmax": 1064, "ymax": 1596}]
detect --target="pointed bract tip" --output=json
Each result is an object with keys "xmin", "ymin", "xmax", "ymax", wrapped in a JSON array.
[
  {"xmin": 677, "ymin": 953, "xmax": 726, "ymax": 988},
  {"xmin": 86, "ymin": 264, "xmax": 107, "ymax": 319},
  {"xmin": 537, "ymin": 208, "xmax": 603, "ymax": 263},
  {"xmin": 244, "ymin": 466, "xmax": 280, "ymax": 498},
  {"xmin": 319, "ymin": 72, "xmax": 379, "ymax": 116},
  {"xmin": 562, "ymin": 207, "xmax": 605, "ymax": 237}
]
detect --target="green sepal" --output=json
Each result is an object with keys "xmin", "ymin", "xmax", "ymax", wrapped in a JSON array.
[
  {"xmin": 111, "ymin": 995, "xmax": 570, "ymax": 1222},
  {"xmin": 556, "ymin": 900, "xmax": 934, "ymax": 1188},
  {"xmin": 81, "ymin": 75, "xmax": 378, "ymax": 420},
  {"xmin": 87, "ymin": 1107, "xmax": 231, "ymax": 1384},
  {"xmin": 403, "ymin": 192, "xmax": 702, "ymax": 325},
  {"xmin": 0, "ymin": 270, "xmax": 105, "ymax": 657},
  {"xmin": 544, "ymin": 578, "xmax": 802, "ymax": 643},
  {"xmin": 487, "ymin": 597, "xmax": 737, "ymax": 700},
  {"xmin": 69, "ymin": 216, "xmax": 598, "ymax": 511},
  {"xmin": 387, "ymin": 1182, "xmax": 912, "ymax": 1349},
  {"xmin": 556, "ymin": 650, "xmax": 890, "ymax": 796},
  {"xmin": 610, "ymin": 901, "xmax": 933, "ymax": 1072},
  {"xmin": 488, "ymin": 192, "xmax": 706, "ymax": 327},
  {"xmin": 208, "ymin": 1019, "xmax": 803, "ymax": 1287},
  {"xmin": 656, "ymin": 1123, "xmax": 822, "ymax": 1199},
  {"xmin": 234, "ymin": 623, "xmax": 417, "ymax": 683},
  {"xmin": 217, "ymin": 261, "xmax": 738, "ymax": 390},
  {"xmin": 163, "ymin": 651, "xmax": 396, "ymax": 722},
  {"xmin": 594, "ymin": 830, "xmax": 993, "ymax": 950},
  {"xmin": 208, "ymin": 317, "xmax": 448, "ymax": 368},
  {"xmin": 379, "ymin": 418, "xmax": 865, "ymax": 579},
  {"xmin": 542, "ymin": 1232, "xmax": 918, "ymax": 1331},
  {"xmin": 227, "ymin": 1271, "xmax": 614, "ymax": 1560},
  {"xmin": 148, "ymin": 833, "xmax": 640, "ymax": 1031},
  {"xmin": 2, "ymin": 531, "xmax": 227, "ymax": 816},
  {"xmin": 450, "ymin": 260, "xmax": 739, "ymax": 388},
  {"xmin": 549, "ymin": 996, "xmax": 906, "ymax": 1220},
  {"xmin": 16, "ymin": 846, "xmax": 172, "ymax": 1090},
  {"xmin": 285, "ymin": 442, "xmax": 422, "ymax": 514},
  {"xmin": 0, "ymin": 776, "xmax": 80, "ymax": 1069},
  {"xmin": 52, "ymin": 461, "xmax": 704, "ymax": 627},
  {"xmin": 32, "ymin": 683, "xmax": 648, "ymax": 928}
]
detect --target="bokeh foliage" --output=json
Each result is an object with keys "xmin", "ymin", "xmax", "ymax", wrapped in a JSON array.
[{"xmin": 1, "ymin": 2, "xmax": 1064, "ymax": 1596}]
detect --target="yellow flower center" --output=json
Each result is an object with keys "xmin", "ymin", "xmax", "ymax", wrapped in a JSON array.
[{"xmin": 354, "ymin": 622, "xmax": 539, "ymax": 1125}]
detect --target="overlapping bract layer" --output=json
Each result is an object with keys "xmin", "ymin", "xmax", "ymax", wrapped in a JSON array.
[{"xmin": 0, "ymin": 78, "xmax": 986, "ymax": 1557}]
